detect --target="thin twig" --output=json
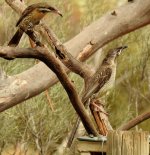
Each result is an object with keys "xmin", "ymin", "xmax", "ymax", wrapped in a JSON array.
[{"xmin": 45, "ymin": 90, "xmax": 54, "ymax": 112}]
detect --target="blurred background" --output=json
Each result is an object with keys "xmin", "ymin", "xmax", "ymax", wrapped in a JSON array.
[{"xmin": 0, "ymin": 0, "xmax": 150, "ymax": 154}]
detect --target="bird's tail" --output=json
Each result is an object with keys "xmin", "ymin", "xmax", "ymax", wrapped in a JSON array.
[{"xmin": 8, "ymin": 29, "xmax": 24, "ymax": 47}]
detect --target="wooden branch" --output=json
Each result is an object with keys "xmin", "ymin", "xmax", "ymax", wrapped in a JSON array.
[
  {"xmin": 118, "ymin": 112, "xmax": 150, "ymax": 130},
  {"xmin": 0, "ymin": 0, "xmax": 150, "ymax": 112},
  {"xmin": 5, "ymin": 0, "xmax": 150, "ymax": 61},
  {"xmin": 29, "ymin": 36, "xmax": 55, "ymax": 112},
  {"xmin": 67, "ymin": 84, "xmax": 114, "ymax": 147},
  {"xmin": 90, "ymin": 99, "xmax": 112, "ymax": 135},
  {"xmin": 0, "ymin": 46, "xmax": 99, "ymax": 136},
  {"xmin": 5, "ymin": 0, "xmax": 92, "ymax": 79},
  {"xmin": 5, "ymin": 0, "xmax": 25, "ymax": 14},
  {"xmin": 90, "ymin": 101, "xmax": 108, "ymax": 135},
  {"xmin": 39, "ymin": 24, "xmax": 92, "ymax": 79}
]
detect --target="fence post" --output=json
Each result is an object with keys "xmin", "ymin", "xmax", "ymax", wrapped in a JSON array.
[{"xmin": 107, "ymin": 131, "xmax": 149, "ymax": 155}]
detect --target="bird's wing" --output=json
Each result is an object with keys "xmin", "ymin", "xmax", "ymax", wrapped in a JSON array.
[
  {"xmin": 82, "ymin": 67, "xmax": 112, "ymax": 103},
  {"xmin": 16, "ymin": 4, "xmax": 40, "ymax": 26},
  {"xmin": 16, "ymin": 6, "xmax": 33, "ymax": 26},
  {"xmin": 16, "ymin": 3, "xmax": 50, "ymax": 26}
]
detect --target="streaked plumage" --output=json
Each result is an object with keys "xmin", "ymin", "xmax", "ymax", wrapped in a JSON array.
[
  {"xmin": 82, "ymin": 46, "xmax": 127, "ymax": 103},
  {"xmin": 67, "ymin": 46, "xmax": 127, "ymax": 147}
]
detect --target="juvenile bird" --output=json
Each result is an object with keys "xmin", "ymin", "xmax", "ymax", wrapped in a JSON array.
[{"xmin": 8, "ymin": 2, "xmax": 62, "ymax": 47}]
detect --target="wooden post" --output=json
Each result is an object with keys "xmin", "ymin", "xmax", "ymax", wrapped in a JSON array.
[{"xmin": 107, "ymin": 131, "xmax": 149, "ymax": 155}]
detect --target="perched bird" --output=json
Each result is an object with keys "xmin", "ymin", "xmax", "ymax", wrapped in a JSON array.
[
  {"xmin": 82, "ymin": 46, "xmax": 127, "ymax": 103},
  {"xmin": 67, "ymin": 46, "xmax": 127, "ymax": 147},
  {"xmin": 8, "ymin": 2, "xmax": 62, "ymax": 47}
]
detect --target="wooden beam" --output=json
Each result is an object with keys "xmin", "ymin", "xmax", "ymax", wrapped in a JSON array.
[
  {"xmin": 77, "ymin": 141, "xmax": 106, "ymax": 153},
  {"xmin": 77, "ymin": 136, "xmax": 107, "ymax": 153}
]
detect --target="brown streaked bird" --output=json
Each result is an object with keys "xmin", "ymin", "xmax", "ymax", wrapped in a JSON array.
[
  {"xmin": 8, "ymin": 2, "xmax": 62, "ymax": 47},
  {"xmin": 67, "ymin": 46, "xmax": 127, "ymax": 148},
  {"xmin": 82, "ymin": 46, "xmax": 127, "ymax": 103}
]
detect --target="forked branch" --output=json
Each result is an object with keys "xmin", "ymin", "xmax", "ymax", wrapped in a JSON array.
[
  {"xmin": 5, "ymin": 0, "xmax": 92, "ymax": 80},
  {"xmin": 0, "ymin": 46, "xmax": 98, "ymax": 136}
]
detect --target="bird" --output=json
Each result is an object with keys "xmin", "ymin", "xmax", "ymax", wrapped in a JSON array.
[
  {"xmin": 67, "ymin": 46, "xmax": 127, "ymax": 147},
  {"xmin": 8, "ymin": 2, "xmax": 62, "ymax": 47},
  {"xmin": 82, "ymin": 46, "xmax": 127, "ymax": 103}
]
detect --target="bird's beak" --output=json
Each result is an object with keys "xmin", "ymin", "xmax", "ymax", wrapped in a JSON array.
[
  {"xmin": 117, "ymin": 45, "xmax": 128, "ymax": 56},
  {"xmin": 54, "ymin": 10, "xmax": 63, "ymax": 17},
  {"xmin": 121, "ymin": 46, "xmax": 128, "ymax": 50}
]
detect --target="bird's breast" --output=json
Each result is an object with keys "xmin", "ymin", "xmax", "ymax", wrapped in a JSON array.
[
  {"xmin": 100, "ymin": 64, "xmax": 116, "ymax": 95},
  {"xmin": 19, "ymin": 9, "xmax": 47, "ymax": 31}
]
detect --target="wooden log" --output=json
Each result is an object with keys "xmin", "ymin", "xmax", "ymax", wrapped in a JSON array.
[
  {"xmin": 77, "ymin": 141, "xmax": 106, "ymax": 153},
  {"xmin": 107, "ymin": 131, "xmax": 149, "ymax": 155},
  {"xmin": 77, "ymin": 136, "xmax": 107, "ymax": 154}
]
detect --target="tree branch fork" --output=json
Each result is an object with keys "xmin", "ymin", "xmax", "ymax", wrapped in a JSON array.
[
  {"xmin": 0, "ymin": 0, "xmax": 150, "ymax": 137},
  {"xmin": 0, "ymin": 45, "xmax": 99, "ymax": 136}
]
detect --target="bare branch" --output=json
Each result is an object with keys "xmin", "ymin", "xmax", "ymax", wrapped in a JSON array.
[
  {"xmin": 0, "ymin": 46, "xmax": 99, "ymax": 136},
  {"xmin": 118, "ymin": 112, "xmax": 150, "ymax": 130},
  {"xmin": 5, "ymin": 0, "xmax": 25, "ymax": 14},
  {"xmin": 6, "ymin": 0, "xmax": 92, "ymax": 79},
  {"xmin": 40, "ymin": 24, "xmax": 92, "ymax": 79}
]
